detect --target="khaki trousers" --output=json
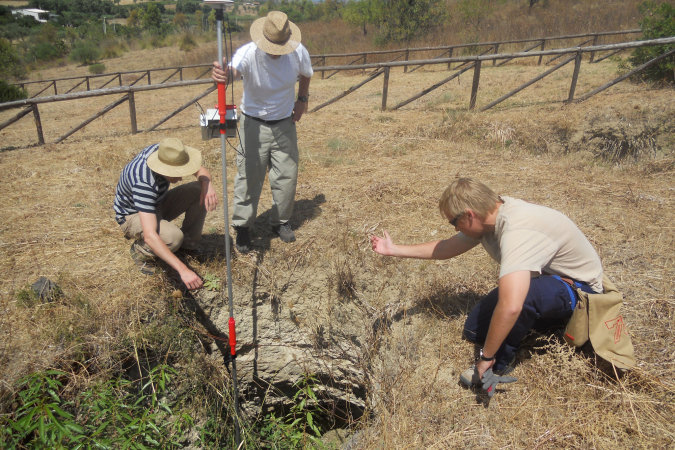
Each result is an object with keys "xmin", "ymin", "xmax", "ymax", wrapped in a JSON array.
[
  {"xmin": 120, "ymin": 181, "xmax": 206, "ymax": 257},
  {"xmin": 232, "ymin": 114, "xmax": 298, "ymax": 228}
]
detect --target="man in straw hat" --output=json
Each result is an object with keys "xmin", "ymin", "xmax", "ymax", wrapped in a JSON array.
[
  {"xmin": 371, "ymin": 178, "xmax": 611, "ymax": 398},
  {"xmin": 212, "ymin": 10, "xmax": 313, "ymax": 253},
  {"xmin": 113, "ymin": 138, "xmax": 218, "ymax": 290}
]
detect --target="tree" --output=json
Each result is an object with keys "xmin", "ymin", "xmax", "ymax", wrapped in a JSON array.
[
  {"xmin": 371, "ymin": 0, "xmax": 447, "ymax": 43},
  {"xmin": 629, "ymin": 1, "xmax": 674, "ymax": 83},
  {"xmin": 0, "ymin": 38, "xmax": 26, "ymax": 80},
  {"xmin": 342, "ymin": 0, "xmax": 376, "ymax": 36},
  {"xmin": 142, "ymin": 3, "xmax": 162, "ymax": 30}
]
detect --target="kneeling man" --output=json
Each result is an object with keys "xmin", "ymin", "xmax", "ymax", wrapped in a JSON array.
[
  {"xmin": 113, "ymin": 137, "xmax": 217, "ymax": 290},
  {"xmin": 371, "ymin": 178, "xmax": 603, "ymax": 393}
]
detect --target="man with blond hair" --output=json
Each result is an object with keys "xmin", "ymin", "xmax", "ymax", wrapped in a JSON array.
[{"xmin": 371, "ymin": 178, "xmax": 603, "ymax": 396}]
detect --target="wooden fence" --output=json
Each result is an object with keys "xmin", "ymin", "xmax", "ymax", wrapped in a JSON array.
[
  {"xmin": 1, "ymin": 36, "xmax": 673, "ymax": 147},
  {"xmin": 13, "ymin": 29, "xmax": 641, "ymax": 99}
]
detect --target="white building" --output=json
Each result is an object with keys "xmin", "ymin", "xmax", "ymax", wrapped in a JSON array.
[{"xmin": 12, "ymin": 8, "xmax": 50, "ymax": 23}]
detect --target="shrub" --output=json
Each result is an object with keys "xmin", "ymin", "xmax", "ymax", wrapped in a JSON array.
[
  {"xmin": 629, "ymin": 1, "xmax": 674, "ymax": 83},
  {"xmin": 70, "ymin": 40, "xmax": 101, "ymax": 65},
  {"xmin": 88, "ymin": 63, "xmax": 106, "ymax": 74},
  {"xmin": 179, "ymin": 32, "xmax": 197, "ymax": 51},
  {"xmin": 0, "ymin": 365, "xmax": 195, "ymax": 448},
  {"xmin": 0, "ymin": 37, "xmax": 26, "ymax": 80}
]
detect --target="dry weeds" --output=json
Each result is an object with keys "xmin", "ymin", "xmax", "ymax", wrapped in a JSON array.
[{"xmin": 1, "ymin": 35, "xmax": 674, "ymax": 448}]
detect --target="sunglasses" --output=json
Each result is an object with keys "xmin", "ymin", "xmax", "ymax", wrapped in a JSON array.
[{"xmin": 449, "ymin": 211, "xmax": 465, "ymax": 227}]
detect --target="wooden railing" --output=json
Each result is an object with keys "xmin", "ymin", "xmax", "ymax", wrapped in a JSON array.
[
  {"xmin": 2, "ymin": 36, "xmax": 672, "ymax": 147},
  {"xmin": 13, "ymin": 29, "xmax": 642, "ymax": 98}
]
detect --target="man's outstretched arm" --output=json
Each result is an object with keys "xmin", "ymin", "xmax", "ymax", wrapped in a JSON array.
[{"xmin": 371, "ymin": 230, "xmax": 478, "ymax": 260}]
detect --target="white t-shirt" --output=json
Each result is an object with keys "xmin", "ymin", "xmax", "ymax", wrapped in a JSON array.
[
  {"xmin": 460, "ymin": 197, "xmax": 603, "ymax": 292},
  {"xmin": 230, "ymin": 42, "xmax": 313, "ymax": 121}
]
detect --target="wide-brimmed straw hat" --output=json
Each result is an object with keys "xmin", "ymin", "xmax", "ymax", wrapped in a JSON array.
[
  {"xmin": 249, "ymin": 11, "xmax": 301, "ymax": 56},
  {"xmin": 147, "ymin": 138, "xmax": 202, "ymax": 177}
]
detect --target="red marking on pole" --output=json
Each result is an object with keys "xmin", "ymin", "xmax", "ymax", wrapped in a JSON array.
[
  {"xmin": 217, "ymin": 82, "xmax": 227, "ymax": 135},
  {"xmin": 565, "ymin": 333, "xmax": 574, "ymax": 341},
  {"xmin": 228, "ymin": 317, "xmax": 237, "ymax": 356}
]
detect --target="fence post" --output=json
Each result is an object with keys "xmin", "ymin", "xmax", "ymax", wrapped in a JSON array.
[
  {"xmin": 180, "ymin": 67, "xmax": 183, "ymax": 81},
  {"xmin": 538, "ymin": 40, "xmax": 545, "ymax": 65},
  {"xmin": 362, "ymin": 53, "xmax": 367, "ymax": 75},
  {"xmin": 52, "ymin": 80, "xmax": 57, "ymax": 95},
  {"xmin": 118, "ymin": 73, "xmax": 122, "ymax": 86},
  {"xmin": 32, "ymin": 104, "xmax": 45, "ymax": 145},
  {"xmin": 469, "ymin": 60, "xmax": 481, "ymax": 110},
  {"xmin": 147, "ymin": 71, "xmax": 151, "ymax": 85},
  {"xmin": 321, "ymin": 56, "xmax": 326, "ymax": 79},
  {"xmin": 447, "ymin": 47, "xmax": 453, "ymax": 70},
  {"xmin": 567, "ymin": 51, "xmax": 583, "ymax": 103},
  {"xmin": 493, "ymin": 44, "xmax": 500, "ymax": 66},
  {"xmin": 404, "ymin": 49, "xmax": 410, "ymax": 73},
  {"xmin": 589, "ymin": 34, "xmax": 600, "ymax": 62},
  {"xmin": 86, "ymin": 76, "xmax": 90, "ymax": 91},
  {"xmin": 128, "ymin": 91, "xmax": 138, "ymax": 134},
  {"xmin": 381, "ymin": 66, "xmax": 390, "ymax": 111}
]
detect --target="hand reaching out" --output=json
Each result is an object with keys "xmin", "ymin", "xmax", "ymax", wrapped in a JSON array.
[{"xmin": 370, "ymin": 230, "xmax": 395, "ymax": 256}]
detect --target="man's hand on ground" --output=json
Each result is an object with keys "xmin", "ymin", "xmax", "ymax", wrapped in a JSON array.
[{"xmin": 179, "ymin": 268, "xmax": 203, "ymax": 290}]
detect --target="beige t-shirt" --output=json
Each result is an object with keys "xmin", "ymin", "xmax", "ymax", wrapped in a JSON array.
[{"xmin": 462, "ymin": 197, "xmax": 603, "ymax": 292}]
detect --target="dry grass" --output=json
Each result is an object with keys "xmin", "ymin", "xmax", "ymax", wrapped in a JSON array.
[{"xmin": 1, "ymin": 11, "xmax": 674, "ymax": 448}]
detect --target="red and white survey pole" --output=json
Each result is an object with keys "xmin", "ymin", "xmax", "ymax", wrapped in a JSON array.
[{"xmin": 204, "ymin": 0, "xmax": 240, "ymax": 446}]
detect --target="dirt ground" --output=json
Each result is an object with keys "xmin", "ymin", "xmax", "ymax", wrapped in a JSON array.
[{"xmin": 1, "ymin": 47, "xmax": 673, "ymax": 447}]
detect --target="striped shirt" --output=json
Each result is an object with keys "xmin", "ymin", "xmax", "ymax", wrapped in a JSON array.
[{"xmin": 113, "ymin": 144, "xmax": 169, "ymax": 224}]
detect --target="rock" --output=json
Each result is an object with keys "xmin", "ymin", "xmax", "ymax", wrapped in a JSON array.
[{"xmin": 30, "ymin": 277, "xmax": 62, "ymax": 303}]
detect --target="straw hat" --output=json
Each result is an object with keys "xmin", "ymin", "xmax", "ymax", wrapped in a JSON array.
[
  {"xmin": 147, "ymin": 138, "xmax": 202, "ymax": 177},
  {"xmin": 249, "ymin": 11, "xmax": 301, "ymax": 56}
]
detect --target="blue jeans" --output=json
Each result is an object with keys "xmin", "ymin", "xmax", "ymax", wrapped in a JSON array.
[{"xmin": 463, "ymin": 275, "xmax": 595, "ymax": 371}]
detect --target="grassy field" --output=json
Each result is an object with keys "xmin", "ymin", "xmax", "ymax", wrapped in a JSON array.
[{"xmin": 1, "ymin": 2, "xmax": 674, "ymax": 447}]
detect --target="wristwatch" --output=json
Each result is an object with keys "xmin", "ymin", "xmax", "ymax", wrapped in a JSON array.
[
  {"xmin": 479, "ymin": 349, "xmax": 495, "ymax": 362},
  {"xmin": 297, "ymin": 95, "xmax": 309, "ymax": 103}
]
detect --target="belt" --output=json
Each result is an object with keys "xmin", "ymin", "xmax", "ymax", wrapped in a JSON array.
[
  {"xmin": 243, "ymin": 113, "xmax": 289, "ymax": 125},
  {"xmin": 551, "ymin": 275, "xmax": 581, "ymax": 310}
]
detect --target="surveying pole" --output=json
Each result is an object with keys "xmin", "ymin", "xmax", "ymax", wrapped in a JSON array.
[{"xmin": 203, "ymin": 0, "xmax": 240, "ymax": 446}]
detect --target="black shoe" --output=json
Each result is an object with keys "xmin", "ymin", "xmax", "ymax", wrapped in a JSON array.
[
  {"xmin": 234, "ymin": 226, "xmax": 251, "ymax": 253},
  {"xmin": 274, "ymin": 223, "xmax": 296, "ymax": 243}
]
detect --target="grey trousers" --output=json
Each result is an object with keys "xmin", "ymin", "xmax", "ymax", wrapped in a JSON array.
[
  {"xmin": 120, "ymin": 181, "xmax": 206, "ymax": 257},
  {"xmin": 232, "ymin": 114, "xmax": 299, "ymax": 228}
]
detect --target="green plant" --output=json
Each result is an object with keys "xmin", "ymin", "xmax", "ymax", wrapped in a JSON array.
[
  {"xmin": 0, "ymin": 80, "xmax": 27, "ymax": 103},
  {"xmin": 88, "ymin": 63, "xmax": 106, "ymax": 74},
  {"xmin": 1, "ymin": 365, "xmax": 196, "ymax": 448},
  {"xmin": 179, "ymin": 32, "xmax": 197, "ymax": 51},
  {"xmin": 2, "ymin": 370, "xmax": 85, "ymax": 448},
  {"xmin": 259, "ymin": 375, "xmax": 327, "ymax": 449},
  {"xmin": 70, "ymin": 40, "xmax": 101, "ymax": 65},
  {"xmin": 203, "ymin": 273, "xmax": 221, "ymax": 291},
  {"xmin": 629, "ymin": 1, "xmax": 674, "ymax": 83},
  {"xmin": 0, "ymin": 37, "xmax": 26, "ymax": 80}
]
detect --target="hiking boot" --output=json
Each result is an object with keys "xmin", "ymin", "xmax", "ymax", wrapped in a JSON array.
[
  {"xmin": 459, "ymin": 365, "xmax": 481, "ymax": 387},
  {"xmin": 234, "ymin": 226, "xmax": 251, "ymax": 253},
  {"xmin": 130, "ymin": 241, "xmax": 156, "ymax": 275},
  {"xmin": 274, "ymin": 223, "xmax": 295, "ymax": 243}
]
